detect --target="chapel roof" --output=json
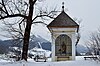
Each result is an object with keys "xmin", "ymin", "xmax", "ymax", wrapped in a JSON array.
[{"xmin": 47, "ymin": 11, "xmax": 79, "ymax": 28}]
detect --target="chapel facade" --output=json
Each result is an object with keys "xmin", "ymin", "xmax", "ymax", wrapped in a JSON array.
[{"xmin": 47, "ymin": 2, "xmax": 79, "ymax": 61}]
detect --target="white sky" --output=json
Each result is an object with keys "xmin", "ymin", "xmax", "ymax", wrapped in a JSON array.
[{"xmin": 0, "ymin": 0, "xmax": 100, "ymax": 46}]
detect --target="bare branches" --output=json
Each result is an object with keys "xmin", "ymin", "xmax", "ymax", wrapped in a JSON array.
[
  {"xmin": 0, "ymin": 14, "xmax": 28, "ymax": 19},
  {"xmin": 32, "ymin": 7, "xmax": 59, "ymax": 24},
  {"xmin": 32, "ymin": 14, "xmax": 54, "ymax": 22},
  {"xmin": 0, "ymin": 0, "xmax": 29, "ymax": 20},
  {"xmin": 19, "ymin": 18, "xmax": 26, "ymax": 32},
  {"xmin": 1, "ymin": 18, "xmax": 25, "ymax": 40},
  {"xmin": 86, "ymin": 31, "xmax": 100, "ymax": 61},
  {"xmin": 1, "ymin": 0, "xmax": 9, "ymax": 15},
  {"xmin": 0, "ymin": 0, "xmax": 59, "ymax": 61},
  {"xmin": 12, "ymin": 1, "xmax": 21, "ymax": 14},
  {"xmin": 32, "ymin": 21, "xmax": 47, "ymax": 25}
]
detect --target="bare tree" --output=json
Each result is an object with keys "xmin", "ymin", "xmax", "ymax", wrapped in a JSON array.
[
  {"xmin": 0, "ymin": 0, "xmax": 57, "ymax": 61},
  {"xmin": 86, "ymin": 31, "xmax": 100, "ymax": 61}
]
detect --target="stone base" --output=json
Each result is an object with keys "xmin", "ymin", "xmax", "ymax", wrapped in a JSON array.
[{"xmin": 57, "ymin": 56, "xmax": 71, "ymax": 61}]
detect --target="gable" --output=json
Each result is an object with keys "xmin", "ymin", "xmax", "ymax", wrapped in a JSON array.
[{"xmin": 47, "ymin": 11, "xmax": 79, "ymax": 28}]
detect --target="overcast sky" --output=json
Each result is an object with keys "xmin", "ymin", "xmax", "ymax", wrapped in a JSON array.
[{"xmin": 0, "ymin": 0, "xmax": 100, "ymax": 46}]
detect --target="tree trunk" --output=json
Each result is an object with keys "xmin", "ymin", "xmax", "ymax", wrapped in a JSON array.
[
  {"xmin": 21, "ymin": 0, "xmax": 34, "ymax": 61},
  {"xmin": 21, "ymin": 21, "xmax": 32, "ymax": 61}
]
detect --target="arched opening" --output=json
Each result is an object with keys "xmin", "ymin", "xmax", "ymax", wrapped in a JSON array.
[{"xmin": 55, "ymin": 34, "xmax": 72, "ymax": 59}]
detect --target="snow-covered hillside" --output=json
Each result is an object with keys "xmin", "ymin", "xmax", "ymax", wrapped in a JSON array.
[{"xmin": 0, "ymin": 56, "xmax": 100, "ymax": 66}]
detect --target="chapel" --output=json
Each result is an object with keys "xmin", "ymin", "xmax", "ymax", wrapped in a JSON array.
[{"xmin": 47, "ymin": 2, "xmax": 79, "ymax": 61}]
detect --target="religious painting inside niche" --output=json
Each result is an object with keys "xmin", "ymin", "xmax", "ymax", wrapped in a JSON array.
[
  {"xmin": 55, "ymin": 34, "xmax": 72, "ymax": 56},
  {"xmin": 59, "ymin": 42, "xmax": 66, "ymax": 54}
]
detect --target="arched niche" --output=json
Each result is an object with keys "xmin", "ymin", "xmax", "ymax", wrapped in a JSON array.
[{"xmin": 55, "ymin": 34, "xmax": 72, "ymax": 57}]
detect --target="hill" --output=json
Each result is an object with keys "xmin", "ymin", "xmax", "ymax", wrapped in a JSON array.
[
  {"xmin": 0, "ymin": 35, "xmax": 51, "ymax": 54},
  {"xmin": 0, "ymin": 35, "xmax": 87, "ymax": 55}
]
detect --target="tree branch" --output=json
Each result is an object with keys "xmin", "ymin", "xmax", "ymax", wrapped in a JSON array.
[
  {"xmin": 1, "ymin": 0, "xmax": 9, "ymax": 15},
  {"xmin": 19, "ymin": 18, "xmax": 25, "ymax": 33},
  {"xmin": 0, "ymin": 14, "xmax": 28, "ymax": 20},
  {"xmin": 0, "ymin": 7, "xmax": 6, "ymax": 14},
  {"xmin": 32, "ymin": 15, "xmax": 54, "ymax": 22},
  {"xmin": 32, "ymin": 21, "xmax": 47, "ymax": 25},
  {"xmin": 12, "ymin": 2, "xmax": 21, "ymax": 14},
  {"xmin": 7, "ymin": 4, "xmax": 14, "ymax": 14}
]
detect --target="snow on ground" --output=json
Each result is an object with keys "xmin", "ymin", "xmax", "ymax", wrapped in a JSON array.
[{"xmin": 0, "ymin": 56, "xmax": 100, "ymax": 66}]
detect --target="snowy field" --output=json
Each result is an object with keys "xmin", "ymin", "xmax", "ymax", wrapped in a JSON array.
[{"xmin": 0, "ymin": 56, "xmax": 100, "ymax": 66}]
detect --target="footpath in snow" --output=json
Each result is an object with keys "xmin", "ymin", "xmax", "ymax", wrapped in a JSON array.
[{"xmin": 0, "ymin": 56, "xmax": 100, "ymax": 66}]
